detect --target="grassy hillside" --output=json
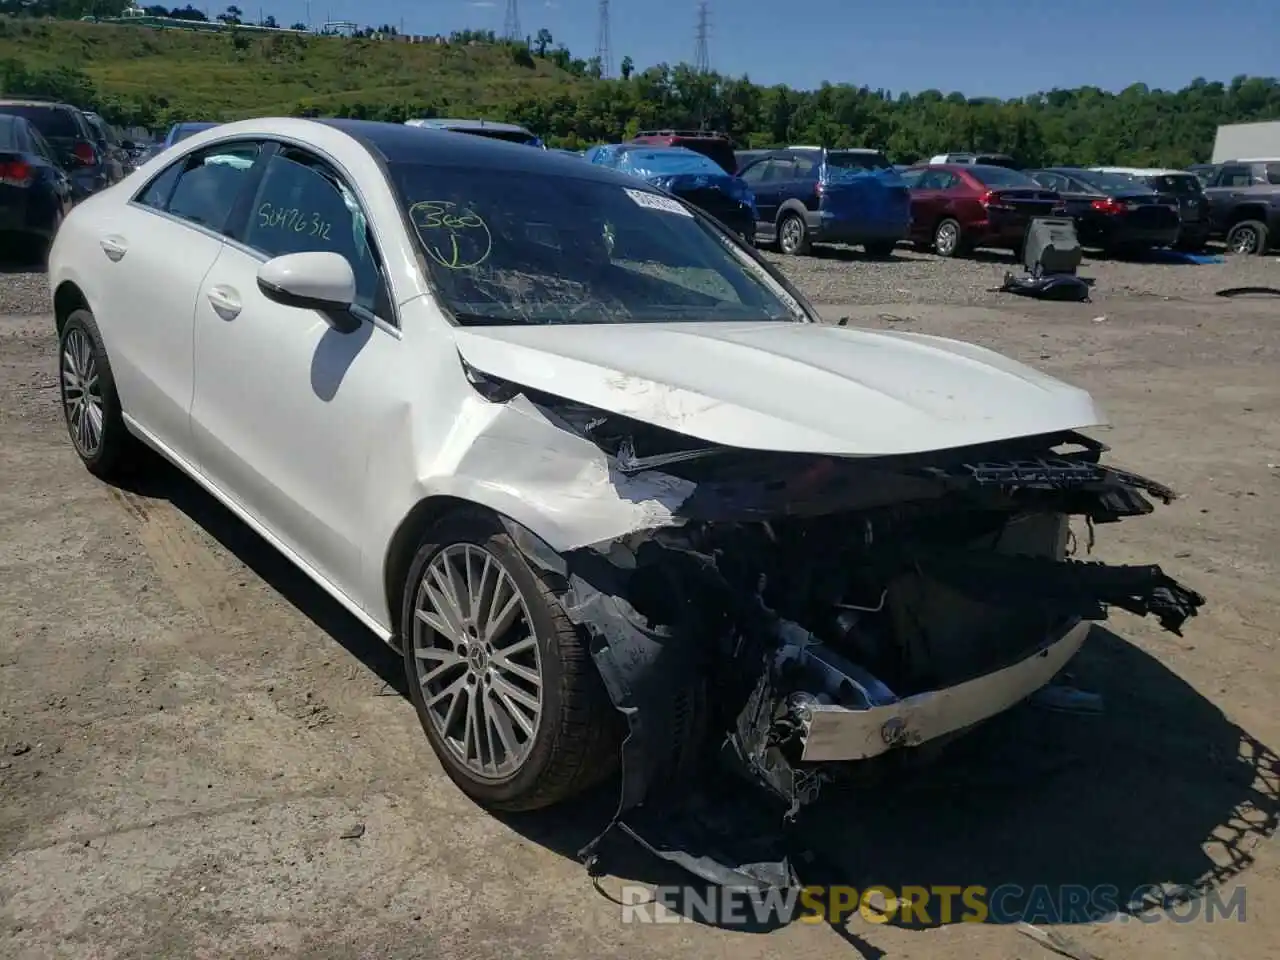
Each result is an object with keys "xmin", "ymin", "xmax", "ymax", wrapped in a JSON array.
[{"xmin": 0, "ymin": 18, "xmax": 585, "ymax": 121}]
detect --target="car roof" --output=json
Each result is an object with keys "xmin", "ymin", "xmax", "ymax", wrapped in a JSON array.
[
  {"xmin": 1090, "ymin": 166, "xmax": 1188, "ymax": 176},
  {"xmin": 316, "ymin": 118, "xmax": 648, "ymax": 184},
  {"xmin": 0, "ymin": 98, "xmax": 75, "ymax": 108}
]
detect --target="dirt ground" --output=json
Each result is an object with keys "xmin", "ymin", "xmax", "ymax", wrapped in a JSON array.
[{"xmin": 1, "ymin": 266, "xmax": 1278, "ymax": 959}]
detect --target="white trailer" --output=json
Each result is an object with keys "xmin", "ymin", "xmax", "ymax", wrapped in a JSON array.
[{"xmin": 1211, "ymin": 121, "xmax": 1280, "ymax": 163}]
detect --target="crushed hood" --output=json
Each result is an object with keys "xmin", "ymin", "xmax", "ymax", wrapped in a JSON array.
[{"xmin": 453, "ymin": 321, "xmax": 1106, "ymax": 456}]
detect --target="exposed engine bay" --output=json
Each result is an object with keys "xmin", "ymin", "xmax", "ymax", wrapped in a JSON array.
[{"xmin": 466, "ymin": 364, "xmax": 1206, "ymax": 893}]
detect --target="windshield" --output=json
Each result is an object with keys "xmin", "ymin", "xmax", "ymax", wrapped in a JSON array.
[
  {"xmin": 1147, "ymin": 173, "xmax": 1202, "ymax": 195},
  {"xmin": 969, "ymin": 165, "xmax": 1040, "ymax": 188},
  {"xmin": 388, "ymin": 163, "xmax": 802, "ymax": 326},
  {"xmin": 825, "ymin": 151, "xmax": 891, "ymax": 171},
  {"xmin": 455, "ymin": 128, "xmax": 538, "ymax": 146},
  {"xmin": 169, "ymin": 122, "xmax": 217, "ymax": 144},
  {"xmin": 1076, "ymin": 170, "xmax": 1154, "ymax": 194},
  {"xmin": 0, "ymin": 105, "xmax": 77, "ymax": 138}
]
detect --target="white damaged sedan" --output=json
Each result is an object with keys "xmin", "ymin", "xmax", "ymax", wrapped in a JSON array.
[{"xmin": 49, "ymin": 118, "xmax": 1203, "ymax": 889}]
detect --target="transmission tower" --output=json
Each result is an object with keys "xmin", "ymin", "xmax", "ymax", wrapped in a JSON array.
[
  {"xmin": 502, "ymin": 0, "xmax": 521, "ymax": 42},
  {"xmin": 693, "ymin": 1, "xmax": 710, "ymax": 73},
  {"xmin": 595, "ymin": 0, "xmax": 613, "ymax": 79}
]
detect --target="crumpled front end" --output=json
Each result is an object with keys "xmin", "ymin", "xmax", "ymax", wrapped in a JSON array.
[{"xmin": 462, "ymin": 363, "xmax": 1206, "ymax": 893}]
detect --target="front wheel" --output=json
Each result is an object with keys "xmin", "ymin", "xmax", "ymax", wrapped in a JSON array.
[
  {"xmin": 401, "ymin": 511, "xmax": 618, "ymax": 812},
  {"xmin": 58, "ymin": 309, "xmax": 142, "ymax": 480},
  {"xmin": 1225, "ymin": 220, "xmax": 1268, "ymax": 256}
]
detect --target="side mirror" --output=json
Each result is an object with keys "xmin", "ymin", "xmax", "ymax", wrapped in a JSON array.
[{"xmin": 257, "ymin": 251, "xmax": 361, "ymax": 334}]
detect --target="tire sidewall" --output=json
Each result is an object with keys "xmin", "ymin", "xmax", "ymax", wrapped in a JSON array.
[
  {"xmin": 59, "ymin": 308, "xmax": 126, "ymax": 474},
  {"xmin": 778, "ymin": 213, "xmax": 805, "ymax": 255},
  {"xmin": 401, "ymin": 512, "xmax": 573, "ymax": 807}
]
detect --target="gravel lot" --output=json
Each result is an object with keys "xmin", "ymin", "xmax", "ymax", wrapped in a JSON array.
[{"xmin": 2, "ymin": 248, "xmax": 1279, "ymax": 960}]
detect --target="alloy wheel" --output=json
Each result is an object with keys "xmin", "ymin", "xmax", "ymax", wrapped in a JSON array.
[
  {"xmin": 61, "ymin": 328, "xmax": 104, "ymax": 458},
  {"xmin": 411, "ymin": 543, "xmax": 544, "ymax": 780},
  {"xmin": 935, "ymin": 221, "xmax": 959, "ymax": 256},
  {"xmin": 780, "ymin": 217, "xmax": 803, "ymax": 253},
  {"xmin": 1229, "ymin": 227, "xmax": 1259, "ymax": 255}
]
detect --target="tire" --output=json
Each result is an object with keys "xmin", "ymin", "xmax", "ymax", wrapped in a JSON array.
[
  {"xmin": 776, "ymin": 211, "xmax": 810, "ymax": 255},
  {"xmin": 932, "ymin": 218, "xmax": 964, "ymax": 257},
  {"xmin": 401, "ymin": 509, "xmax": 618, "ymax": 812},
  {"xmin": 864, "ymin": 240, "xmax": 897, "ymax": 259},
  {"xmin": 58, "ymin": 308, "xmax": 142, "ymax": 481},
  {"xmin": 1224, "ymin": 220, "xmax": 1268, "ymax": 256}
]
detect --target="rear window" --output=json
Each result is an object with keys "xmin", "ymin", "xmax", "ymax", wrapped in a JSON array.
[
  {"xmin": 388, "ymin": 163, "xmax": 801, "ymax": 326},
  {"xmin": 826, "ymin": 151, "xmax": 891, "ymax": 171},
  {"xmin": 1148, "ymin": 174, "xmax": 1202, "ymax": 195},
  {"xmin": 0, "ymin": 104, "xmax": 79, "ymax": 138},
  {"xmin": 0, "ymin": 114, "xmax": 25, "ymax": 151},
  {"xmin": 1077, "ymin": 170, "xmax": 1154, "ymax": 194},
  {"xmin": 968, "ymin": 165, "xmax": 1041, "ymax": 188}
]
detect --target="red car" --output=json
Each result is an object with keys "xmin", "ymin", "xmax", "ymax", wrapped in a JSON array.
[{"xmin": 902, "ymin": 163, "xmax": 1063, "ymax": 257}]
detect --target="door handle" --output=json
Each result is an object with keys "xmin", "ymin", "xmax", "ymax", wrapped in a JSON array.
[
  {"xmin": 99, "ymin": 235, "xmax": 127, "ymax": 261},
  {"xmin": 206, "ymin": 285, "xmax": 242, "ymax": 320}
]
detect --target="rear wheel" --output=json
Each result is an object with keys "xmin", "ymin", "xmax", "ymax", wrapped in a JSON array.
[
  {"xmin": 58, "ymin": 309, "xmax": 142, "ymax": 481},
  {"xmin": 933, "ymin": 218, "xmax": 964, "ymax": 257},
  {"xmin": 1225, "ymin": 220, "xmax": 1268, "ymax": 256},
  {"xmin": 401, "ymin": 510, "xmax": 618, "ymax": 812},
  {"xmin": 777, "ymin": 212, "xmax": 810, "ymax": 255}
]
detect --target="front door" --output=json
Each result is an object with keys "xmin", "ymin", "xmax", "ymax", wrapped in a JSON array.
[{"xmin": 189, "ymin": 144, "xmax": 402, "ymax": 600}]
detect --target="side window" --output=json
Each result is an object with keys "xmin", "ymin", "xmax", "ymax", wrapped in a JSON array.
[
  {"xmin": 1266, "ymin": 163, "xmax": 1280, "ymax": 186},
  {"xmin": 936, "ymin": 172, "xmax": 961, "ymax": 190},
  {"xmin": 135, "ymin": 161, "xmax": 184, "ymax": 210},
  {"xmin": 166, "ymin": 142, "xmax": 263, "ymax": 233},
  {"xmin": 739, "ymin": 160, "xmax": 768, "ymax": 185},
  {"xmin": 240, "ymin": 147, "xmax": 389, "ymax": 321},
  {"xmin": 1032, "ymin": 172, "xmax": 1064, "ymax": 191},
  {"xmin": 762, "ymin": 158, "xmax": 793, "ymax": 182},
  {"xmin": 792, "ymin": 156, "xmax": 819, "ymax": 180},
  {"xmin": 1218, "ymin": 165, "xmax": 1252, "ymax": 187}
]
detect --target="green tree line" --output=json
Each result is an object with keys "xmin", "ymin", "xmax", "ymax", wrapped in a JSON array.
[{"xmin": 0, "ymin": 13, "xmax": 1277, "ymax": 165}]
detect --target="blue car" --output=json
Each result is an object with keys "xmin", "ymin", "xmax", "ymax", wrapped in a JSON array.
[
  {"xmin": 584, "ymin": 143, "xmax": 757, "ymax": 242},
  {"xmin": 736, "ymin": 147, "xmax": 911, "ymax": 257}
]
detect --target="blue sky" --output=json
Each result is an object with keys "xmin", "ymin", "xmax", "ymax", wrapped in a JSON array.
[{"xmin": 229, "ymin": 0, "xmax": 1279, "ymax": 98}]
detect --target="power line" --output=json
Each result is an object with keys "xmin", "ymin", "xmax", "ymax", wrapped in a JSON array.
[
  {"xmin": 595, "ymin": 0, "xmax": 613, "ymax": 79},
  {"xmin": 502, "ymin": 0, "xmax": 521, "ymax": 42},
  {"xmin": 693, "ymin": 1, "xmax": 710, "ymax": 74}
]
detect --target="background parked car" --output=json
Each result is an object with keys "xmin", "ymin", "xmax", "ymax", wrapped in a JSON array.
[
  {"xmin": 147, "ymin": 121, "xmax": 221, "ymax": 160},
  {"xmin": 631, "ymin": 129, "xmax": 738, "ymax": 174},
  {"xmin": 737, "ymin": 147, "xmax": 911, "ymax": 257},
  {"xmin": 904, "ymin": 163, "xmax": 1062, "ymax": 258},
  {"xmin": 0, "ymin": 98, "xmax": 113, "ymax": 201},
  {"xmin": 734, "ymin": 148, "xmax": 770, "ymax": 173},
  {"xmin": 403, "ymin": 117, "xmax": 544, "ymax": 147},
  {"xmin": 928, "ymin": 152, "xmax": 1021, "ymax": 169},
  {"xmin": 1028, "ymin": 168, "xmax": 1181, "ymax": 254},
  {"xmin": 1196, "ymin": 158, "xmax": 1280, "ymax": 254},
  {"xmin": 82, "ymin": 110, "xmax": 130, "ymax": 183},
  {"xmin": 1088, "ymin": 167, "xmax": 1212, "ymax": 251},
  {"xmin": 584, "ymin": 143, "xmax": 757, "ymax": 242},
  {"xmin": 0, "ymin": 113, "xmax": 74, "ymax": 260}
]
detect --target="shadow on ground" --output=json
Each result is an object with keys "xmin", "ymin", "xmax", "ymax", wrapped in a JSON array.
[{"xmin": 123, "ymin": 459, "xmax": 1278, "ymax": 948}]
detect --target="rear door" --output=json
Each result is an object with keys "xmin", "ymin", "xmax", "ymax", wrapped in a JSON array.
[
  {"xmin": 93, "ymin": 139, "xmax": 265, "ymax": 462},
  {"xmin": 818, "ymin": 152, "xmax": 910, "ymax": 231},
  {"xmin": 907, "ymin": 168, "xmax": 949, "ymax": 240}
]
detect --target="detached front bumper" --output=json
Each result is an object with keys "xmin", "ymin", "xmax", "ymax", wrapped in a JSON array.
[{"xmin": 799, "ymin": 618, "xmax": 1090, "ymax": 762}]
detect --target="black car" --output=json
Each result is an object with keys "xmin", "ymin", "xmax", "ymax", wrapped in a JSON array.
[
  {"xmin": 1089, "ymin": 168, "xmax": 1212, "ymax": 251},
  {"xmin": 83, "ymin": 110, "xmax": 134, "ymax": 178},
  {"xmin": 1028, "ymin": 167, "xmax": 1180, "ymax": 253},
  {"xmin": 0, "ymin": 114, "xmax": 74, "ymax": 259},
  {"xmin": 0, "ymin": 99, "xmax": 115, "ymax": 201}
]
